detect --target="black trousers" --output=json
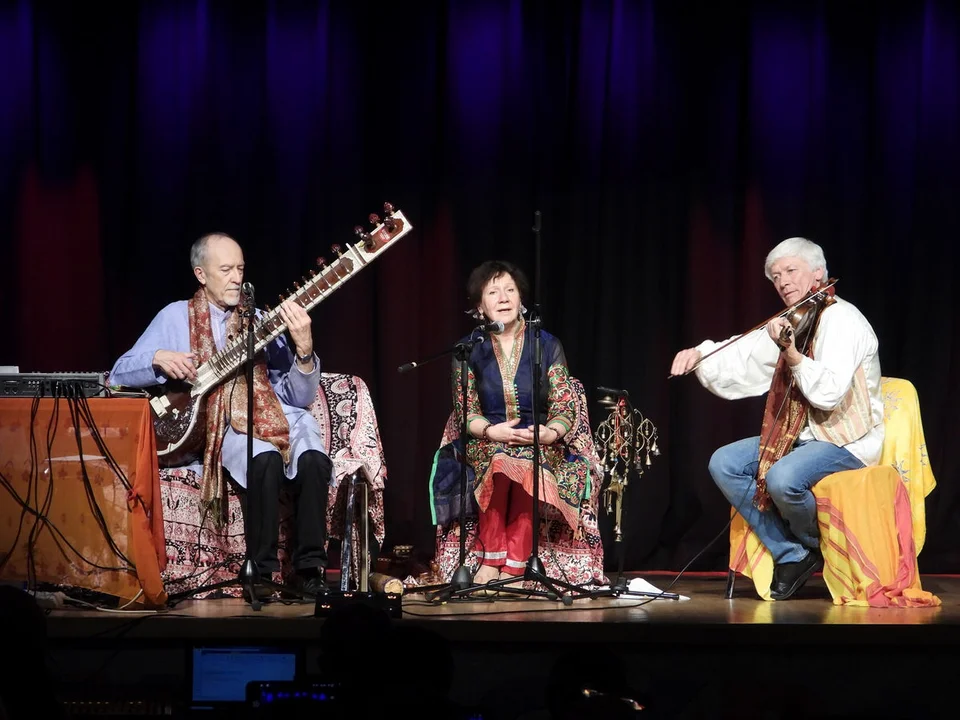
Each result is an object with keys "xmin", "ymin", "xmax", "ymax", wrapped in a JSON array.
[{"xmin": 234, "ymin": 449, "xmax": 331, "ymax": 574}]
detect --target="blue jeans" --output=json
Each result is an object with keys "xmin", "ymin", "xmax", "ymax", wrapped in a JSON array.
[{"xmin": 709, "ymin": 436, "xmax": 864, "ymax": 564}]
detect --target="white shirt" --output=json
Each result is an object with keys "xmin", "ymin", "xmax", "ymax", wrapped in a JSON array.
[{"xmin": 694, "ymin": 296, "xmax": 884, "ymax": 466}]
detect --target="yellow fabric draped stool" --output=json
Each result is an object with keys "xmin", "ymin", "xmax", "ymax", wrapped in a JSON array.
[{"xmin": 727, "ymin": 377, "xmax": 940, "ymax": 607}]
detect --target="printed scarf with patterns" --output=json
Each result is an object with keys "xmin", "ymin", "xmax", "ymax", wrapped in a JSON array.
[
  {"xmin": 754, "ymin": 283, "xmax": 834, "ymax": 511},
  {"xmin": 188, "ymin": 289, "xmax": 291, "ymax": 514}
]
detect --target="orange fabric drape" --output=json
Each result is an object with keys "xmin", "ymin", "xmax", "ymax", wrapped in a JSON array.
[
  {"xmin": 815, "ymin": 466, "xmax": 939, "ymax": 607},
  {"xmin": 0, "ymin": 398, "xmax": 167, "ymax": 607}
]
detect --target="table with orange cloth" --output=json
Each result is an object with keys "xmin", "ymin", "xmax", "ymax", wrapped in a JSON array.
[{"xmin": 0, "ymin": 397, "xmax": 167, "ymax": 607}]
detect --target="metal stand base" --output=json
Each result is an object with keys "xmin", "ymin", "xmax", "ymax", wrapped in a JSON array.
[{"xmin": 166, "ymin": 558, "xmax": 306, "ymax": 611}]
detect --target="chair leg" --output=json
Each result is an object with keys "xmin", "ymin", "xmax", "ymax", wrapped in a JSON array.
[
  {"xmin": 339, "ymin": 472, "xmax": 358, "ymax": 592},
  {"xmin": 359, "ymin": 480, "xmax": 370, "ymax": 593},
  {"xmin": 338, "ymin": 472, "xmax": 372, "ymax": 593},
  {"xmin": 724, "ymin": 568, "xmax": 736, "ymax": 599}
]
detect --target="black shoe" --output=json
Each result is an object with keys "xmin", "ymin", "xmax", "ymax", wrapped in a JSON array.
[
  {"xmin": 242, "ymin": 582, "xmax": 274, "ymax": 604},
  {"xmin": 287, "ymin": 567, "xmax": 330, "ymax": 600},
  {"xmin": 770, "ymin": 550, "xmax": 822, "ymax": 600}
]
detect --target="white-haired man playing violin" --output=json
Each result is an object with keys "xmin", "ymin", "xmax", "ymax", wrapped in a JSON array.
[{"xmin": 671, "ymin": 237, "xmax": 884, "ymax": 600}]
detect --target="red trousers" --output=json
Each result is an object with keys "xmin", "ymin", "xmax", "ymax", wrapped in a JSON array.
[{"xmin": 477, "ymin": 476, "xmax": 532, "ymax": 576}]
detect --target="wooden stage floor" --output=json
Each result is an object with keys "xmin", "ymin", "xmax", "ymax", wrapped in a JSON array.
[
  {"xmin": 39, "ymin": 572, "xmax": 960, "ymax": 718},
  {"xmin": 47, "ymin": 571, "xmax": 959, "ymax": 643}
]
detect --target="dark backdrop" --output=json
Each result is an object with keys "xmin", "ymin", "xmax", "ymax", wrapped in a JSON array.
[{"xmin": 3, "ymin": 0, "xmax": 957, "ymax": 573}]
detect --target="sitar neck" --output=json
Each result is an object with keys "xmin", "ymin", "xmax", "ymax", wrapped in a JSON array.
[{"xmin": 189, "ymin": 206, "xmax": 411, "ymax": 397}]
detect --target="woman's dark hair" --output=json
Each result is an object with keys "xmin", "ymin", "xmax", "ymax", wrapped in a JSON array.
[{"xmin": 466, "ymin": 260, "xmax": 530, "ymax": 306}]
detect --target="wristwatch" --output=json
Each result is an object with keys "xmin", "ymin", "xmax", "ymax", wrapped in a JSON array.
[{"xmin": 296, "ymin": 352, "xmax": 313, "ymax": 365}]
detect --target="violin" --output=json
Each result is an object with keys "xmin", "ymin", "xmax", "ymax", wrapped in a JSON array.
[
  {"xmin": 774, "ymin": 281, "xmax": 837, "ymax": 352},
  {"xmin": 669, "ymin": 278, "xmax": 838, "ymax": 378}
]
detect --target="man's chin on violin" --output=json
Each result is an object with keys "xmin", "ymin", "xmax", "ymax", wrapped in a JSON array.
[{"xmin": 670, "ymin": 237, "xmax": 885, "ymax": 601}]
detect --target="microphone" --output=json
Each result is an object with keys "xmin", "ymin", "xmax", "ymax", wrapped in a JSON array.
[
  {"xmin": 240, "ymin": 282, "xmax": 256, "ymax": 314},
  {"xmin": 398, "ymin": 334, "xmax": 487, "ymax": 373},
  {"xmin": 397, "ymin": 324, "xmax": 501, "ymax": 374},
  {"xmin": 596, "ymin": 385, "xmax": 630, "ymax": 409},
  {"xmin": 597, "ymin": 385, "xmax": 630, "ymax": 399}
]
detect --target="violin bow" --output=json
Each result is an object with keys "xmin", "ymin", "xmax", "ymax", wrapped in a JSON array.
[{"xmin": 668, "ymin": 278, "xmax": 839, "ymax": 379}]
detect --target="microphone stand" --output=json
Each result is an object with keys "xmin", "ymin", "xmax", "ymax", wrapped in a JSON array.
[
  {"xmin": 167, "ymin": 285, "xmax": 295, "ymax": 610},
  {"xmin": 238, "ymin": 287, "xmax": 269, "ymax": 608},
  {"xmin": 397, "ymin": 329, "xmax": 487, "ymax": 599}
]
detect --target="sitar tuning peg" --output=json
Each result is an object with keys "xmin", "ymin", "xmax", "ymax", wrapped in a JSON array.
[
  {"xmin": 316, "ymin": 256, "xmax": 326, "ymax": 268},
  {"xmin": 308, "ymin": 269, "xmax": 316, "ymax": 277},
  {"xmin": 383, "ymin": 202, "xmax": 395, "ymax": 215},
  {"xmin": 368, "ymin": 213, "xmax": 380, "ymax": 226},
  {"xmin": 293, "ymin": 281, "xmax": 300, "ymax": 289},
  {"xmin": 354, "ymin": 225, "xmax": 370, "ymax": 242},
  {"xmin": 331, "ymin": 244, "xmax": 343, "ymax": 257}
]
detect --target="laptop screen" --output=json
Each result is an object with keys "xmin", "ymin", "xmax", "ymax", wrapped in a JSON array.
[{"xmin": 190, "ymin": 646, "xmax": 298, "ymax": 706}]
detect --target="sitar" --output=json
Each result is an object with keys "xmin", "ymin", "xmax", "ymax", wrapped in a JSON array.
[{"xmin": 149, "ymin": 202, "xmax": 412, "ymax": 465}]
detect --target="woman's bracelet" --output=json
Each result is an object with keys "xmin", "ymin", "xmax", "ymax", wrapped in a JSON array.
[{"xmin": 481, "ymin": 423, "xmax": 493, "ymax": 441}]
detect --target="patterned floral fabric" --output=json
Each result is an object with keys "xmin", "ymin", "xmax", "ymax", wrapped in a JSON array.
[
  {"xmin": 421, "ymin": 376, "xmax": 607, "ymax": 589},
  {"xmin": 159, "ymin": 373, "xmax": 388, "ymax": 598},
  {"xmin": 431, "ymin": 325, "xmax": 588, "ymax": 531}
]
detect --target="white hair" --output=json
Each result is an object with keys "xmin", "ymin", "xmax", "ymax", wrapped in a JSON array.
[
  {"xmin": 764, "ymin": 237, "xmax": 828, "ymax": 281},
  {"xmin": 190, "ymin": 232, "xmax": 233, "ymax": 270}
]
